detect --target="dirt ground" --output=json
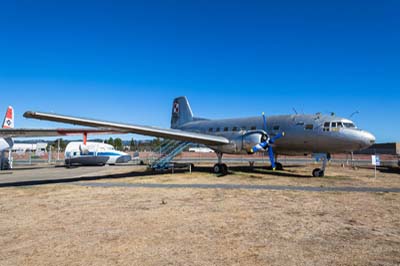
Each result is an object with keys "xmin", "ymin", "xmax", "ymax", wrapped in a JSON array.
[{"xmin": 0, "ymin": 165, "xmax": 399, "ymax": 266}]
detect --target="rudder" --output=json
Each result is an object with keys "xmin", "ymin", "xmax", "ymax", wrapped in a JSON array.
[
  {"xmin": 170, "ymin": 97, "xmax": 193, "ymax": 129},
  {"xmin": 2, "ymin": 106, "xmax": 14, "ymax": 129}
]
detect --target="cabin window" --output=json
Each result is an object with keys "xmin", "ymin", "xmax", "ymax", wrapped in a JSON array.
[
  {"xmin": 250, "ymin": 126, "xmax": 257, "ymax": 130},
  {"xmin": 232, "ymin": 127, "xmax": 238, "ymax": 132},
  {"xmin": 305, "ymin": 124, "xmax": 314, "ymax": 130},
  {"xmin": 323, "ymin": 122, "xmax": 330, "ymax": 132},
  {"xmin": 224, "ymin": 127, "xmax": 229, "ymax": 132},
  {"xmin": 208, "ymin": 128, "xmax": 213, "ymax": 132},
  {"xmin": 296, "ymin": 122, "xmax": 304, "ymax": 126},
  {"xmin": 331, "ymin": 122, "xmax": 337, "ymax": 128},
  {"xmin": 215, "ymin": 128, "xmax": 220, "ymax": 132},
  {"xmin": 273, "ymin": 125, "xmax": 280, "ymax": 131}
]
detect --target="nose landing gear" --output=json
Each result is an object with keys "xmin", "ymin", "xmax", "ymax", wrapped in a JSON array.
[
  {"xmin": 312, "ymin": 168, "xmax": 325, "ymax": 177},
  {"xmin": 312, "ymin": 153, "xmax": 330, "ymax": 177}
]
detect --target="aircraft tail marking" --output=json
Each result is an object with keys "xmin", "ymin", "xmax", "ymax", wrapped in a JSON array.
[
  {"xmin": 2, "ymin": 106, "xmax": 14, "ymax": 129},
  {"xmin": 171, "ymin": 96, "xmax": 194, "ymax": 129}
]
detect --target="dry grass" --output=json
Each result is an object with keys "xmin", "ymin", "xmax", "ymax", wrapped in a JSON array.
[{"xmin": 0, "ymin": 165, "xmax": 400, "ymax": 266}]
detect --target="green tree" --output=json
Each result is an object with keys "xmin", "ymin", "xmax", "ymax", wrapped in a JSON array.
[
  {"xmin": 50, "ymin": 138, "xmax": 67, "ymax": 151},
  {"xmin": 107, "ymin": 137, "xmax": 114, "ymax": 146},
  {"xmin": 114, "ymin": 138, "xmax": 123, "ymax": 151},
  {"xmin": 129, "ymin": 137, "xmax": 136, "ymax": 151}
]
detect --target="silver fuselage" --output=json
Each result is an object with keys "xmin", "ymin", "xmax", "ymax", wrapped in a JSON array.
[{"xmin": 178, "ymin": 114, "xmax": 375, "ymax": 155}]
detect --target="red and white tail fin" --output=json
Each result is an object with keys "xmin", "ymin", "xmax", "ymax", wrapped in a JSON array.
[{"xmin": 2, "ymin": 106, "xmax": 14, "ymax": 129}]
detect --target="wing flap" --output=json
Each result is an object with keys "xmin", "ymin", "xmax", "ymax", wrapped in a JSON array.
[{"xmin": 23, "ymin": 111, "xmax": 230, "ymax": 145}]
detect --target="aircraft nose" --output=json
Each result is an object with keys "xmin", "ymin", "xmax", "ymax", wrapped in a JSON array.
[{"xmin": 361, "ymin": 131, "xmax": 376, "ymax": 148}]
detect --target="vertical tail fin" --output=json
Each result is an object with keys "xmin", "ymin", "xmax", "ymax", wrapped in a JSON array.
[
  {"xmin": 3, "ymin": 106, "xmax": 14, "ymax": 129},
  {"xmin": 170, "ymin": 97, "xmax": 194, "ymax": 129}
]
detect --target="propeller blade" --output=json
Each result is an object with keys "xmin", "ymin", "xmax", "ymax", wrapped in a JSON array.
[
  {"xmin": 262, "ymin": 112, "xmax": 267, "ymax": 131},
  {"xmin": 250, "ymin": 141, "xmax": 268, "ymax": 154},
  {"xmin": 268, "ymin": 146, "xmax": 276, "ymax": 170},
  {"xmin": 269, "ymin": 132, "xmax": 285, "ymax": 144}
]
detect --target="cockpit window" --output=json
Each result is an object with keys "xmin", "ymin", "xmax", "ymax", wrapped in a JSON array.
[
  {"xmin": 343, "ymin": 123, "xmax": 355, "ymax": 128},
  {"xmin": 337, "ymin": 122, "xmax": 343, "ymax": 128}
]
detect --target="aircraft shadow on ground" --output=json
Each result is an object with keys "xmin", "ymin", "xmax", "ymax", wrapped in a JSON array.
[
  {"xmin": 193, "ymin": 165, "xmax": 310, "ymax": 178},
  {"xmin": 0, "ymin": 165, "xmax": 313, "ymax": 188},
  {"xmin": 378, "ymin": 166, "xmax": 400, "ymax": 175},
  {"xmin": 0, "ymin": 168, "xmax": 173, "ymax": 188}
]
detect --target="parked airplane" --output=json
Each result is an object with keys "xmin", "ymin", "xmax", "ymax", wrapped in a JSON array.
[
  {"xmin": 65, "ymin": 141, "xmax": 131, "ymax": 166},
  {"xmin": 0, "ymin": 106, "xmax": 125, "ymax": 170},
  {"xmin": 24, "ymin": 96, "xmax": 376, "ymax": 177}
]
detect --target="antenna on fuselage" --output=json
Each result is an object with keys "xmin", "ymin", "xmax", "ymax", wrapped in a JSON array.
[{"xmin": 350, "ymin": 111, "xmax": 359, "ymax": 118}]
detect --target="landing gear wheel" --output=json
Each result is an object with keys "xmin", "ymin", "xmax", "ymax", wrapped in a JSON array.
[
  {"xmin": 312, "ymin": 168, "xmax": 324, "ymax": 177},
  {"xmin": 213, "ymin": 163, "xmax": 228, "ymax": 174},
  {"xmin": 214, "ymin": 164, "xmax": 221, "ymax": 174},
  {"xmin": 275, "ymin": 162, "xmax": 283, "ymax": 170},
  {"xmin": 221, "ymin": 164, "xmax": 228, "ymax": 174}
]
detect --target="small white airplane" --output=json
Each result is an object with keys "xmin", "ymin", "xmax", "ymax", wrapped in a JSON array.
[
  {"xmin": 64, "ymin": 141, "xmax": 131, "ymax": 166},
  {"xmin": 0, "ymin": 106, "xmax": 126, "ymax": 170}
]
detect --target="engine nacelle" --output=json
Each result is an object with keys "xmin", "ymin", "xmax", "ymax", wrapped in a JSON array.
[
  {"xmin": 210, "ymin": 131, "xmax": 267, "ymax": 154},
  {"xmin": 240, "ymin": 131, "xmax": 267, "ymax": 152}
]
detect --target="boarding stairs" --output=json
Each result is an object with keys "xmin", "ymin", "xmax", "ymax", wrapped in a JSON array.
[{"xmin": 151, "ymin": 139, "xmax": 191, "ymax": 170}]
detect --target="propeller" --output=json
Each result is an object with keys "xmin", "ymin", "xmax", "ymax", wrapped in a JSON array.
[{"xmin": 249, "ymin": 113, "xmax": 285, "ymax": 170}]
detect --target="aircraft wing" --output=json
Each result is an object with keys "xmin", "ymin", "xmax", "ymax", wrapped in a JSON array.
[
  {"xmin": 0, "ymin": 128, "xmax": 126, "ymax": 138},
  {"xmin": 23, "ymin": 111, "xmax": 230, "ymax": 145}
]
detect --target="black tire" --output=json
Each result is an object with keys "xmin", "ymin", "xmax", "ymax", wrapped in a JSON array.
[
  {"xmin": 312, "ymin": 168, "xmax": 321, "ymax": 177},
  {"xmin": 213, "ymin": 164, "xmax": 221, "ymax": 174},
  {"xmin": 221, "ymin": 164, "xmax": 228, "ymax": 174},
  {"xmin": 275, "ymin": 162, "xmax": 283, "ymax": 170}
]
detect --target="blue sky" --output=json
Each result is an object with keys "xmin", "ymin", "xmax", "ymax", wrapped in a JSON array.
[{"xmin": 0, "ymin": 0, "xmax": 399, "ymax": 142}]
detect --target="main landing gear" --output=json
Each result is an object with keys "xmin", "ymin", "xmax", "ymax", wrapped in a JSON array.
[
  {"xmin": 275, "ymin": 162, "xmax": 283, "ymax": 170},
  {"xmin": 312, "ymin": 153, "xmax": 331, "ymax": 177},
  {"xmin": 213, "ymin": 152, "xmax": 228, "ymax": 174}
]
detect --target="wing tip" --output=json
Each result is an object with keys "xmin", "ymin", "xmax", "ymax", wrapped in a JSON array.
[{"xmin": 23, "ymin": 111, "xmax": 35, "ymax": 118}]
